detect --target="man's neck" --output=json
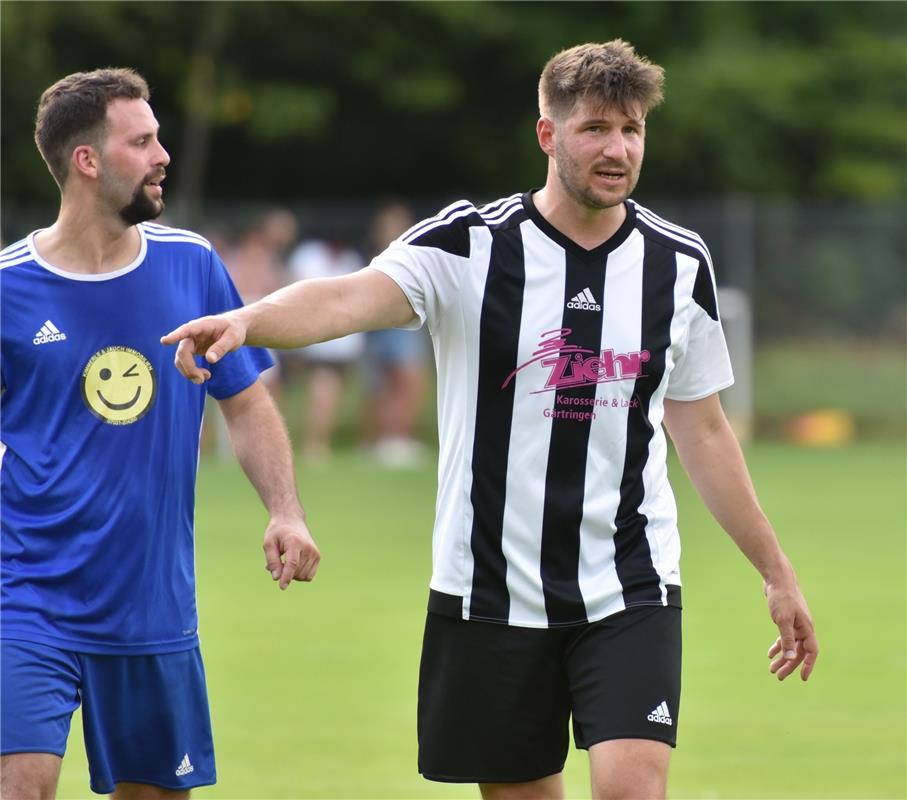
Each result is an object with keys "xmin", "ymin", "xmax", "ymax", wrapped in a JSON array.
[
  {"xmin": 533, "ymin": 183, "xmax": 628, "ymax": 251},
  {"xmin": 33, "ymin": 202, "xmax": 141, "ymax": 275}
]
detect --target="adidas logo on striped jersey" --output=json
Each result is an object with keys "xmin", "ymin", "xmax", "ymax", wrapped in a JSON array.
[
  {"xmin": 175, "ymin": 753, "xmax": 194, "ymax": 777},
  {"xmin": 647, "ymin": 700, "xmax": 673, "ymax": 725},
  {"xmin": 567, "ymin": 287, "xmax": 601, "ymax": 312},
  {"xmin": 33, "ymin": 319, "xmax": 67, "ymax": 345}
]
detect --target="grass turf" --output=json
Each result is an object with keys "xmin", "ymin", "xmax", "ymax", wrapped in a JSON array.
[{"xmin": 55, "ymin": 441, "xmax": 905, "ymax": 799}]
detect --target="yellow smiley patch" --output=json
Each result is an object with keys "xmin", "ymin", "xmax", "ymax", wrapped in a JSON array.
[{"xmin": 81, "ymin": 346, "xmax": 157, "ymax": 425}]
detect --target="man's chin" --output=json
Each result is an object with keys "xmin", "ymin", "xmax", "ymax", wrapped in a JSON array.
[
  {"xmin": 119, "ymin": 198, "xmax": 165, "ymax": 226},
  {"xmin": 579, "ymin": 189, "xmax": 627, "ymax": 211}
]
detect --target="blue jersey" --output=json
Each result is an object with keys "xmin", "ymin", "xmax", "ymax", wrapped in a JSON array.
[{"xmin": 0, "ymin": 223, "xmax": 274, "ymax": 654}]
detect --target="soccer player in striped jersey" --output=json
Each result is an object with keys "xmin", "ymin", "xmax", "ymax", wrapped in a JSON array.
[
  {"xmin": 164, "ymin": 41, "xmax": 819, "ymax": 800},
  {"xmin": 0, "ymin": 69, "xmax": 320, "ymax": 800}
]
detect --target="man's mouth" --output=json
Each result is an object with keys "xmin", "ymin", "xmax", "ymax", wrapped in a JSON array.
[{"xmin": 145, "ymin": 171, "xmax": 166, "ymax": 190}]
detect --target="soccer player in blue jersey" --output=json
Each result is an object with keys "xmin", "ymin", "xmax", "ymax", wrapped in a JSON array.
[
  {"xmin": 163, "ymin": 42, "xmax": 819, "ymax": 800},
  {"xmin": 0, "ymin": 68, "xmax": 319, "ymax": 800}
]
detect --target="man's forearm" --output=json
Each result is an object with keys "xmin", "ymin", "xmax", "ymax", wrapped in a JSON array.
[
  {"xmin": 236, "ymin": 269, "xmax": 417, "ymax": 350},
  {"xmin": 219, "ymin": 381, "xmax": 303, "ymax": 520},
  {"xmin": 665, "ymin": 398, "xmax": 791, "ymax": 582}
]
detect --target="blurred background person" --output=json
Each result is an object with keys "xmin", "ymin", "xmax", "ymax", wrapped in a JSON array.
[
  {"xmin": 221, "ymin": 207, "xmax": 297, "ymax": 402},
  {"xmin": 361, "ymin": 199, "xmax": 430, "ymax": 467},
  {"xmin": 287, "ymin": 233, "xmax": 366, "ymax": 462}
]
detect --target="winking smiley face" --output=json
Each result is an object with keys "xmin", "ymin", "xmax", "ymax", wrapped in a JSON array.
[{"xmin": 81, "ymin": 346, "xmax": 157, "ymax": 424}]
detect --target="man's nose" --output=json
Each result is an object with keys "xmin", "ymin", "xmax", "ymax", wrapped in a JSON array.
[
  {"xmin": 601, "ymin": 130, "xmax": 628, "ymax": 159},
  {"xmin": 155, "ymin": 142, "xmax": 171, "ymax": 167}
]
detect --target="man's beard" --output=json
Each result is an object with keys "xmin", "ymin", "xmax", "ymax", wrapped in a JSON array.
[
  {"xmin": 119, "ymin": 183, "xmax": 164, "ymax": 226},
  {"xmin": 555, "ymin": 138, "xmax": 636, "ymax": 210}
]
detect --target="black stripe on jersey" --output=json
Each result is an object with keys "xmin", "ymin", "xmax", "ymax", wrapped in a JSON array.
[
  {"xmin": 614, "ymin": 239, "xmax": 677, "ymax": 607},
  {"xmin": 406, "ymin": 209, "xmax": 482, "ymax": 258},
  {"xmin": 538, "ymin": 251, "xmax": 609, "ymax": 625},
  {"xmin": 635, "ymin": 211, "xmax": 719, "ymax": 318},
  {"xmin": 692, "ymin": 260, "xmax": 719, "ymax": 320},
  {"xmin": 468, "ymin": 225, "xmax": 527, "ymax": 622}
]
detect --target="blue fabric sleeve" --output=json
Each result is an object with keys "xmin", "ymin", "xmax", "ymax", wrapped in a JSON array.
[{"xmin": 203, "ymin": 249, "xmax": 275, "ymax": 400}]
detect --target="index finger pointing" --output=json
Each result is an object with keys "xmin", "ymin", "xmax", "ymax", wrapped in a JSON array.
[{"xmin": 161, "ymin": 324, "xmax": 193, "ymax": 346}]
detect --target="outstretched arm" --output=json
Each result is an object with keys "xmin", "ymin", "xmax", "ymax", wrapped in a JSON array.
[
  {"xmin": 161, "ymin": 268, "xmax": 416, "ymax": 383},
  {"xmin": 217, "ymin": 379, "xmax": 320, "ymax": 589},
  {"xmin": 663, "ymin": 393, "xmax": 818, "ymax": 681}
]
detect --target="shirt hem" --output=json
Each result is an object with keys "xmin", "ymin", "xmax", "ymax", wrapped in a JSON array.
[
  {"xmin": 664, "ymin": 378, "xmax": 735, "ymax": 402},
  {"xmin": 0, "ymin": 630, "xmax": 200, "ymax": 656},
  {"xmin": 427, "ymin": 587, "xmax": 681, "ymax": 629}
]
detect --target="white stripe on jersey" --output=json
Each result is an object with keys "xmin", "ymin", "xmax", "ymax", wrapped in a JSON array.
[
  {"xmin": 499, "ymin": 221, "xmax": 566, "ymax": 626},
  {"xmin": 576, "ymin": 233, "xmax": 648, "ymax": 621},
  {"xmin": 632, "ymin": 201, "xmax": 708, "ymax": 246},
  {"xmin": 479, "ymin": 194, "xmax": 523, "ymax": 225},
  {"xmin": 1, "ymin": 240, "xmax": 32, "ymax": 269},
  {"xmin": 637, "ymin": 249, "xmax": 706, "ymax": 601},
  {"xmin": 402, "ymin": 200, "xmax": 474, "ymax": 244},
  {"xmin": 141, "ymin": 222, "xmax": 212, "ymax": 250},
  {"xmin": 0, "ymin": 254, "xmax": 34, "ymax": 270},
  {"xmin": 144, "ymin": 234, "xmax": 213, "ymax": 250},
  {"xmin": 0, "ymin": 241, "xmax": 29, "ymax": 261}
]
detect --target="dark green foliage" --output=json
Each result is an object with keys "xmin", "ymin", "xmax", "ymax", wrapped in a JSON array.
[{"xmin": 2, "ymin": 1, "xmax": 905, "ymax": 211}]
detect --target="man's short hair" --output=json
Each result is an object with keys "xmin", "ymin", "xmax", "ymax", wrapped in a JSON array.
[
  {"xmin": 34, "ymin": 67, "xmax": 150, "ymax": 189},
  {"xmin": 538, "ymin": 40, "xmax": 665, "ymax": 121}
]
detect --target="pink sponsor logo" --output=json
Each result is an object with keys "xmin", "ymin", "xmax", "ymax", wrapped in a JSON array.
[{"xmin": 501, "ymin": 328, "xmax": 649, "ymax": 394}]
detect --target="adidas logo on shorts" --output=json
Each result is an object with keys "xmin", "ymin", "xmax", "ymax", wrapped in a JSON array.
[
  {"xmin": 175, "ymin": 753, "xmax": 194, "ymax": 777},
  {"xmin": 647, "ymin": 700, "xmax": 673, "ymax": 725}
]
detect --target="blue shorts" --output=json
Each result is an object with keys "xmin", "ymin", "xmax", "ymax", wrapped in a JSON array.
[
  {"xmin": 1, "ymin": 639, "xmax": 216, "ymax": 794},
  {"xmin": 365, "ymin": 327, "xmax": 428, "ymax": 366}
]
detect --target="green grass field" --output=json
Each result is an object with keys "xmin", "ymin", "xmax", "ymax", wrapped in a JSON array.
[{"xmin": 55, "ymin": 441, "xmax": 905, "ymax": 799}]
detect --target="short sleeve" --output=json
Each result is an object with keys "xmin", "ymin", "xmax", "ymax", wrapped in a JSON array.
[
  {"xmin": 367, "ymin": 238, "xmax": 465, "ymax": 332},
  {"xmin": 666, "ymin": 259, "xmax": 735, "ymax": 401},
  {"xmin": 204, "ymin": 249, "xmax": 274, "ymax": 400}
]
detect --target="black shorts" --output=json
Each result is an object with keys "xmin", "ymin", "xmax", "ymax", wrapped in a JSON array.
[{"xmin": 417, "ymin": 605, "xmax": 681, "ymax": 784}]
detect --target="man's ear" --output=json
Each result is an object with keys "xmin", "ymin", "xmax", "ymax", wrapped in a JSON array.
[
  {"xmin": 536, "ymin": 117, "xmax": 557, "ymax": 158},
  {"xmin": 72, "ymin": 144, "xmax": 100, "ymax": 179}
]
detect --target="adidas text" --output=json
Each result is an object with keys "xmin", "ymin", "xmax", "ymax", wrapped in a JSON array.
[
  {"xmin": 567, "ymin": 288, "xmax": 601, "ymax": 312},
  {"xmin": 34, "ymin": 320, "xmax": 67, "ymax": 345},
  {"xmin": 567, "ymin": 299, "xmax": 601, "ymax": 311},
  {"xmin": 34, "ymin": 332, "xmax": 67, "ymax": 345},
  {"xmin": 647, "ymin": 701, "xmax": 673, "ymax": 725}
]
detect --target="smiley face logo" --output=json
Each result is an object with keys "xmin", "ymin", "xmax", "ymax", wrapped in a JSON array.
[{"xmin": 81, "ymin": 346, "xmax": 157, "ymax": 425}]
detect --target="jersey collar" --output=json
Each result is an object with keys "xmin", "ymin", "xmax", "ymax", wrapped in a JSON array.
[
  {"xmin": 522, "ymin": 190, "xmax": 636, "ymax": 260},
  {"xmin": 27, "ymin": 225, "xmax": 148, "ymax": 282}
]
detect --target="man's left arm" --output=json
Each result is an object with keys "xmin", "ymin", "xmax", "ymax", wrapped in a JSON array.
[
  {"xmin": 663, "ymin": 393, "xmax": 818, "ymax": 681},
  {"xmin": 217, "ymin": 379, "xmax": 320, "ymax": 589}
]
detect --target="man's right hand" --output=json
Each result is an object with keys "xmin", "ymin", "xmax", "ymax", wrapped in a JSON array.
[{"xmin": 160, "ymin": 312, "xmax": 248, "ymax": 383}]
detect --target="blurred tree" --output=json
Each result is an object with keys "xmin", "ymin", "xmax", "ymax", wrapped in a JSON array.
[{"xmin": 2, "ymin": 0, "xmax": 904, "ymax": 217}]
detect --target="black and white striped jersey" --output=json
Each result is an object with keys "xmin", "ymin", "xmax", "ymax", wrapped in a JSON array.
[{"xmin": 369, "ymin": 191, "xmax": 734, "ymax": 629}]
